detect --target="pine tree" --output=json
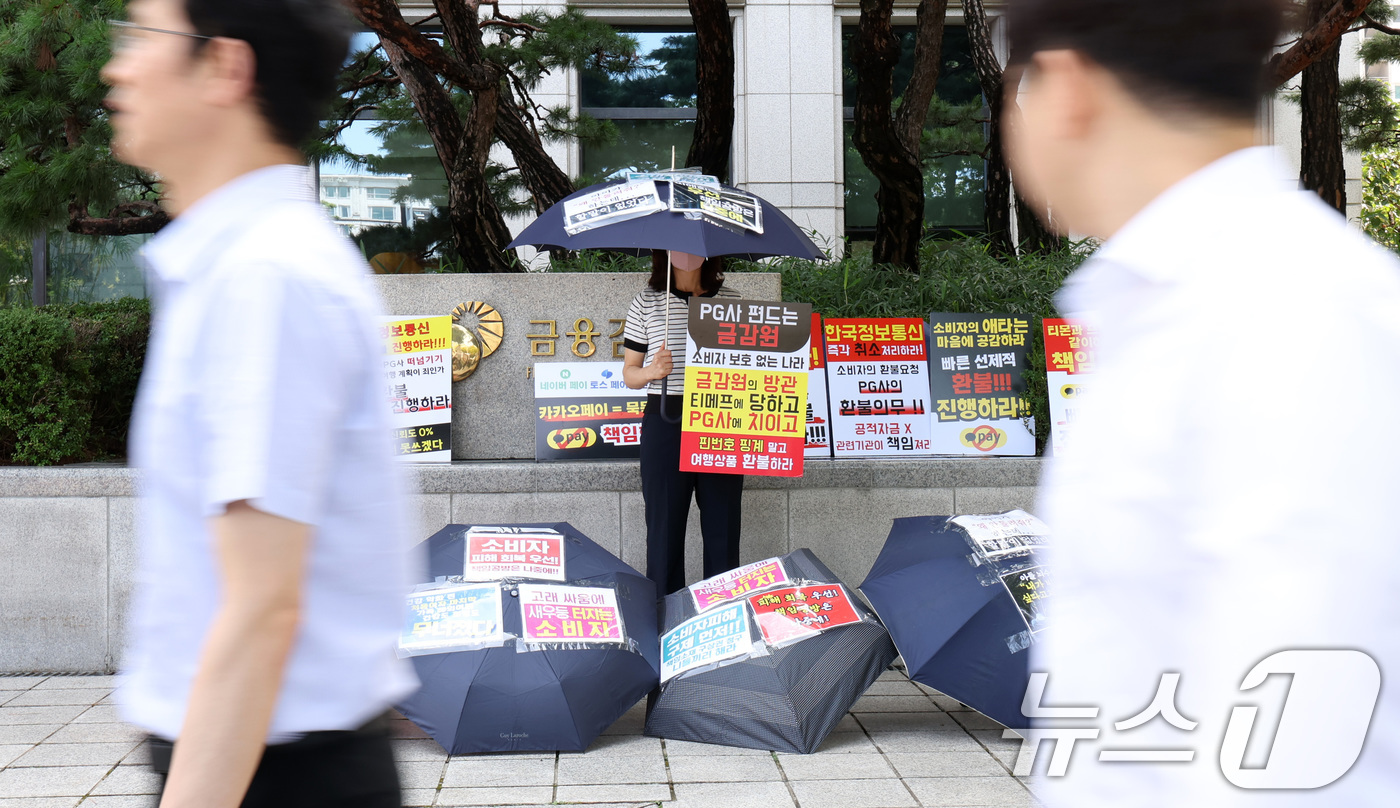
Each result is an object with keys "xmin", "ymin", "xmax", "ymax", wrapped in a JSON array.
[{"xmin": 0, "ymin": 0, "xmax": 166, "ymax": 239}]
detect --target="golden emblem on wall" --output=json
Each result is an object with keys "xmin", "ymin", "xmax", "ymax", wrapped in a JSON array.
[{"xmin": 450, "ymin": 301, "xmax": 504, "ymax": 382}]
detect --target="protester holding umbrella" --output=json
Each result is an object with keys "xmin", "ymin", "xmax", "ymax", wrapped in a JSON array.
[{"xmin": 622, "ymin": 249, "xmax": 744, "ymax": 597}]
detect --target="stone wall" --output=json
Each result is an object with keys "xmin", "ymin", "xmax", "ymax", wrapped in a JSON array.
[
  {"xmin": 373, "ymin": 273, "xmax": 781, "ymax": 461},
  {"xmin": 0, "ymin": 459, "xmax": 1042, "ymax": 674}
]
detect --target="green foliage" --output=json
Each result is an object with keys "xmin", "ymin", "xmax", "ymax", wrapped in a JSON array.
[
  {"xmin": 0, "ymin": 306, "xmax": 93, "ymax": 465},
  {"xmin": 0, "ymin": 297, "xmax": 150, "ymax": 465},
  {"xmin": 0, "ymin": 237, "xmax": 33, "ymax": 307},
  {"xmin": 1340, "ymin": 77, "xmax": 1400, "ymax": 151},
  {"xmin": 0, "ymin": 0, "xmax": 160, "ymax": 236},
  {"xmin": 1362, "ymin": 147, "xmax": 1400, "ymax": 254}
]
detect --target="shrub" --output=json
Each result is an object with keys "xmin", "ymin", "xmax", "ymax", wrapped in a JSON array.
[
  {"xmin": 0, "ymin": 307, "xmax": 94, "ymax": 465},
  {"xmin": 46, "ymin": 297, "xmax": 151, "ymax": 460}
]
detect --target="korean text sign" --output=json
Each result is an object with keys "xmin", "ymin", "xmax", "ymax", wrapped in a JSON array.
[
  {"xmin": 1001, "ymin": 566, "xmax": 1049, "ymax": 635},
  {"xmin": 399, "ymin": 583, "xmax": 504, "ymax": 656},
  {"xmin": 952, "ymin": 510, "xmax": 1052, "ymax": 561},
  {"xmin": 462, "ymin": 529, "xmax": 565, "ymax": 581},
  {"xmin": 748, "ymin": 584, "xmax": 863, "ymax": 645},
  {"xmin": 824, "ymin": 318, "xmax": 934, "ymax": 457},
  {"xmin": 805, "ymin": 313, "xmax": 833, "ymax": 458},
  {"xmin": 534, "ymin": 362, "xmax": 646, "ymax": 461},
  {"xmin": 659, "ymin": 601, "xmax": 754, "ymax": 683},
  {"xmin": 518, "ymin": 584, "xmax": 624, "ymax": 644},
  {"xmin": 688, "ymin": 557, "xmax": 791, "ymax": 612},
  {"xmin": 1042, "ymin": 318, "xmax": 1096, "ymax": 457},
  {"xmin": 927, "ymin": 313, "xmax": 1035, "ymax": 456},
  {"xmin": 381, "ymin": 315, "xmax": 452, "ymax": 462},
  {"xmin": 681, "ymin": 299, "xmax": 813, "ymax": 477}
]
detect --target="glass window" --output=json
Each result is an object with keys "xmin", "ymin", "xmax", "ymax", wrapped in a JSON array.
[
  {"xmin": 338, "ymin": 206, "xmax": 351, "ymax": 218},
  {"xmin": 580, "ymin": 29, "xmax": 697, "ymax": 182},
  {"xmin": 370, "ymin": 206, "xmax": 396, "ymax": 221},
  {"xmin": 367, "ymin": 187, "xmax": 396, "ymax": 200},
  {"xmin": 840, "ymin": 25, "xmax": 985, "ymax": 235}
]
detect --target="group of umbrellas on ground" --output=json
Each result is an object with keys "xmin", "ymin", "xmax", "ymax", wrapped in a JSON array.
[{"xmin": 395, "ymin": 512, "xmax": 1049, "ymax": 756}]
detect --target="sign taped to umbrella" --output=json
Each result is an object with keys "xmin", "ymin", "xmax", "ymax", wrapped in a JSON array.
[
  {"xmin": 561, "ymin": 180, "xmax": 666, "ymax": 235},
  {"xmin": 399, "ymin": 582, "xmax": 506, "ymax": 657},
  {"xmin": 517, "ymin": 583, "xmax": 627, "ymax": 647},
  {"xmin": 824, "ymin": 318, "xmax": 934, "ymax": 457},
  {"xmin": 927, "ymin": 312, "xmax": 1035, "ymax": 456},
  {"xmin": 688, "ymin": 557, "xmax": 791, "ymax": 612},
  {"xmin": 748, "ymin": 584, "xmax": 865, "ymax": 647},
  {"xmin": 461, "ymin": 527, "xmax": 566, "ymax": 581},
  {"xmin": 628, "ymin": 171, "xmax": 719, "ymax": 186},
  {"xmin": 381, "ymin": 315, "xmax": 452, "ymax": 462},
  {"xmin": 659, "ymin": 601, "xmax": 755, "ymax": 683},
  {"xmin": 680, "ymin": 299, "xmax": 813, "ymax": 477},
  {"xmin": 671, "ymin": 182, "xmax": 764, "ymax": 234},
  {"xmin": 1000, "ymin": 566, "xmax": 1049, "ymax": 635},
  {"xmin": 950, "ymin": 510, "xmax": 1052, "ymax": 563}
]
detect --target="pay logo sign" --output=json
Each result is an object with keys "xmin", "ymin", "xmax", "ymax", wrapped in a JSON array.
[{"xmin": 1014, "ymin": 650, "xmax": 1381, "ymax": 789}]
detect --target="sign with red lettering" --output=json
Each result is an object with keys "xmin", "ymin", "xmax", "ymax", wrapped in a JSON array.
[
  {"xmin": 680, "ymin": 299, "xmax": 813, "ymax": 477},
  {"xmin": 747, "ymin": 584, "xmax": 863, "ymax": 645},
  {"xmin": 534, "ymin": 362, "xmax": 646, "ymax": 461},
  {"xmin": 927, "ymin": 312, "xmax": 1035, "ymax": 456},
  {"xmin": 805, "ymin": 313, "xmax": 832, "ymax": 458},
  {"xmin": 518, "ymin": 584, "xmax": 624, "ymax": 643},
  {"xmin": 462, "ymin": 528, "xmax": 565, "ymax": 581},
  {"xmin": 689, "ymin": 557, "xmax": 790, "ymax": 612},
  {"xmin": 824, "ymin": 318, "xmax": 934, "ymax": 457},
  {"xmin": 1042, "ymin": 318, "xmax": 1096, "ymax": 457}
]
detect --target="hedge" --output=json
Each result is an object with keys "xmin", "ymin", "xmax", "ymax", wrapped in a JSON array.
[{"xmin": 0, "ymin": 297, "xmax": 150, "ymax": 465}]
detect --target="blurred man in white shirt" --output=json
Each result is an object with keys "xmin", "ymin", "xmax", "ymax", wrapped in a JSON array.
[
  {"xmin": 1008, "ymin": 0, "xmax": 1400, "ymax": 804},
  {"xmin": 104, "ymin": 1, "xmax": 417, "ymax": 806}
]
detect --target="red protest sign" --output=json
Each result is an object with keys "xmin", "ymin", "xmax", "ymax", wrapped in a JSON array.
[{"xmin": 747, "ymin": 584, "xmax": 862, "ymax": 645}]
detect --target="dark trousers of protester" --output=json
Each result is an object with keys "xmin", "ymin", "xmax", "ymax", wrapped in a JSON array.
[
  {"xmin": 640, "ymin": 394, "xmax": 745, "ymax": 596},
  {"xmin": 148, "ymin": 714, "xmax": 401, "ymax": 808}
]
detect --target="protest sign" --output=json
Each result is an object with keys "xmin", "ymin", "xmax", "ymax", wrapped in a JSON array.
[
  {"xmin": 518, "ymin": 584, "xmax": 624, "ymax": 644},
  {"xmin": 659, "ymin": 601, "xmax": 754, "ymax": 683},
  {"xmin": 748, "ymin": 585, "xmax": 863, "ymax": 646},
  {"xmin": 927, "ymin": 313, "xmax": 1035, "ymax": 455},
  {"xmin": 627, "ymin": 171, "xmax": 719, "ymax": 186},
  {"xmin": 670, "ymin": 182, "xmax": 764, "ymax": 234},
  {"xmin": 1043, "ymin": 318, "xmax": 1097, "ymax": 457},
  {"xmin": 688, "ymin": 557, "xmax": 791, "ymax": 612},
  {"xmin": 462, "ymin": 528, "xmax": 565, "ymax": 581},
  {"xmin": 805, "ymin": 313, "xmax": 833, "ymax": 458},
  {"xmin": 1001, "ymin": 566, "xmax": 1049, "ymax": 635},
  {"xmin": 562, "ymin": 180, "xmax": 666, "ymax": 234},
  {"xmin": 534, "ymin": 362, "xmax": 646, "ymax": 460},
  {"xmin": 381, "ymin": 315, "xmax": 452, "ymax": 462},
  {"xmin": 823, "ymin": 318, "xmax": 934, "ymax": 457},
  {"xmin": 951, "ymin": 510, "xmax": 1051, "ymax": 561},
  {"xmin": 681, "ymin": 299, "xmax": 812, "ymax": 477},
  {"xmin": 399, "ymin": 583, "xmax": 504, "ymax": 656}
]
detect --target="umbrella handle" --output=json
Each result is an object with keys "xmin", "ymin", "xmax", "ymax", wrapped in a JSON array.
[{"xmin": 659, "ymin": 379, "xmax": 682, "ymax": 424}]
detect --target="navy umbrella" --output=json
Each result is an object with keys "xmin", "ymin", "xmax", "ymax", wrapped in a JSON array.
[
  {"xmin": 860, "ymin": 516, "xmax": 1036, "ymax": 730},
  {"xmin": 507, "ymin": 179, "xmax": 825, "ymax": 261},
  {"xmin": 644, "ymin": 549, "xmax": 897, "ymax": 754},
  {"xmin": 396, "ymin": 522, "xmax": 660, "ymax": 754}
]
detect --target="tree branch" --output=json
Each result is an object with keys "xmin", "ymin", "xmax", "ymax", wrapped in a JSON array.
[
  {"xmin": 348, "ymin": 0, "xmax": 496, "ymax": 90},
  {"xmin": 1268, "ymin": 0, "xmax": 1373, "ymax": 88},
  {"xmin": 1363, "ymin": 14, "xmax": 1400, "ymax": 36}
]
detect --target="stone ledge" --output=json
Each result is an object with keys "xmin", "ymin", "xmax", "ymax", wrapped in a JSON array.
[{"xmin": 0, "ymin": 458, "xmax": 1045, "ymax": 497}]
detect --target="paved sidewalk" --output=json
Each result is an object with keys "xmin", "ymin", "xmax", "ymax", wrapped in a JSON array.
[{"xmin": 0, "ymin": 669, "xmax": 1038, "ymax": 808}]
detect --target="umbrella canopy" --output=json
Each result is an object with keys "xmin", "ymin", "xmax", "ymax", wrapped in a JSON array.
[
  {"xmin": 507, "ymin": 179, "xmax": 825, "ymax": 261},
  {"xmin": 860, "ymin": 516, "xmax": 1034, "ymax": 730},
  {"xmin": 643, "ymin": 549, "xmax": 896, "ymax": 754},
  {"xmin": 397, "ymin": 522, "xmax": 660, "ymax": 754}
]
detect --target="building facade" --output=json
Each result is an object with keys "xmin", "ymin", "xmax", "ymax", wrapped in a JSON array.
[{"xmin": 317, "ymin": 172, "xmax": 436, "ymax": 237}]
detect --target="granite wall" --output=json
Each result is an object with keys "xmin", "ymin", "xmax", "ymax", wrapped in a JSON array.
[{"xmin": 0, "ymin": 459, "xmax": 1042, "ymax": 674}]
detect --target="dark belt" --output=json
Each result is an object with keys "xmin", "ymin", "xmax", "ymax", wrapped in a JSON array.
[{"xmin": 147, "ymin": 711, "xmax": 393, "ymax": 775}]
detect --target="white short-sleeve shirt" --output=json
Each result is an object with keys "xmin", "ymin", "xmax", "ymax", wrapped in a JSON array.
[{"xmin": 119, "ymin": 165, "xmax": 421, "ymax": 741}]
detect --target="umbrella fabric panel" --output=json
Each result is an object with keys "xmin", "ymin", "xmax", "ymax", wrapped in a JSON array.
[
  {"xmin": 909, "ymin": 596, "xmax": 1030, "ymax": 730},
  {"xmin": 507, "ymin": 180, "xmax": 824, "ymax": 261}
]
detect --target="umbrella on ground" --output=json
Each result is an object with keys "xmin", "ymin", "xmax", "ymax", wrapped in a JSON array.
[
  {"xmin": 643, "ymin": 549, "xmax": 897, "ymax": 754},
  {"xmin": 859, "ymin": 516, "xmax": 1036, "ymax": 730},
  {"xmin": 397, "ymin": 522, "xmax": 660, "ymax": 754}
]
